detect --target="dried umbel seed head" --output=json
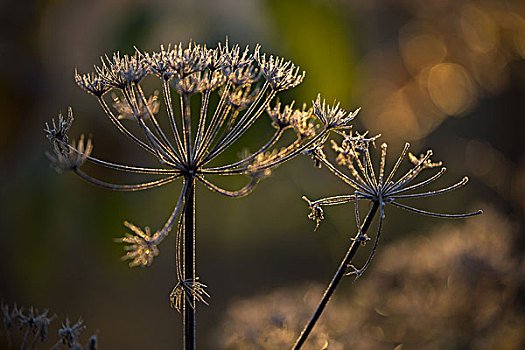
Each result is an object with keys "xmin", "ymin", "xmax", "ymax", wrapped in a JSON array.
[
  {"xmin": 255, "ymin": 46, "xmax": 305, "ymax": 91},
  {"xmin": 75, "ymin": 70, "xmax": 110, "ymax": 97},
  {"xmin": 95, "ymin": 52, "xmax": 149, "ymax": 88},
  {"xmin": 58, "ymin": 318, "xmax": 86, "ymax": 348},
  {"xmin": 170, "ymin": 278, "xmax": 210, "ymax": 313},
  {"xmin": 112, "ymin": 91, "xmax": 160, "ymax": 120},
  {"xmin": 116, "ymin": 221, "xmax": 162, "ymax": 267},
  {"xmin": 47, "ymin": 134, "xmax": 93, "ymax": 173},
  {"xmin": 302, "ymin": 196, "xmax": 325, "ymax": 230},
  {"xmin": 267, "ymin": 100, "xmax": 295, "ymax": 129},
  {"xmin": 313, "ymin": 94, "xmax": 360, "ymax": 130},
  {"xmin": 45, "ymin": 107, "xmax": 74, "ymax": 145},
  {"xmin": 46, "ymin": 39, "xmax": 356, "ymax": 314}
]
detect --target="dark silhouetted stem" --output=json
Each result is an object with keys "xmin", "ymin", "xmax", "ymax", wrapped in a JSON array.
[
  {"xmin": 293, "ymin": 201, "xmax": 380, "ymax": 350},
  {"xmin": 183, "ymin": 176, "xmax": 196, "ymax": 350}
]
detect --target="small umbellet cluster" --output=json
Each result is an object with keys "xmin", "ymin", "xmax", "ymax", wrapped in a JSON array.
[{"xmin": 1, "ymin": 303, "xmax": 97, "ymax": 350}]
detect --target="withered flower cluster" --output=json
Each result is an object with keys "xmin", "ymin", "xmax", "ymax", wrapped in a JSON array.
[
  {"xmin": 44, "ymin": 40, "xmax": 356, "ymax": 316},
  {"xmin": 294, "ymin": 103, "xmax": 482, "ymax": 349}
]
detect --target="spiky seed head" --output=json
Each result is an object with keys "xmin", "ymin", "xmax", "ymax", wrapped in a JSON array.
[
  {"xmin": 117, "ymin": 221, "xmax": 162, "ymax": 267},
  {"xmin": 255, "ymin": 46, "xmax": 305, "ymax": 91},
  {"xmin": 74, "ymin": 70, "xmax": 110, "ymax": 97}
]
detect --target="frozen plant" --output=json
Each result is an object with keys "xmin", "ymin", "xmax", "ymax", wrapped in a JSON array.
[
  {"xmin": 1, "ymin": 303, "xmax": 97, "ymax": 350},
  {"xmin": 44, "ymin": 40, "xmax": 356, "ymax": 349},
  {"xmin": 293, "ymin": 98, "xmax": 482, "ymax": 349}
]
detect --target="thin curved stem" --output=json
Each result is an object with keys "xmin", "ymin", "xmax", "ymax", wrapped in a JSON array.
[
  {"xmin": 162, "ymin": 78, "xmax": 186, "ymax": 159},
  {"xmin": 203, "ymin": 128, "xmax": 284, "ymax": 173},
  {"xmin": 181, "ymin": 93, "xmax": 193, "ymax": 164},
  {"xmin": 192, "ymin": 89, "xmax": 212, "ymax": 159},
  {"xmin": 201, "ymin": 88, "xmax": 274, "ymax": 165},
  {"xmin": 197, "ymin": 175, "xmax": 259, "ymax": 198},
  {"xmin": 313, "ymin": 151, "xmax": 373, "ymax": 194},
  {"xmin": 390, "ymin": 201, "xmax": 482, "ymax": 218},
  {"xmin": 56, "ymin": 139, "xmax": 182, "ymax": 173},
  {"xmin": 97, "ymin": 96, "xmax": 156, "ymax": 155},
  {"xmin": 292, "ymin": 201, "xmax": 380, "ymax": 350},
  {"xmin": 387, "ymin": 167, "xmax": 446, "ymax": 196},
  {"xmin": 134, "ymin": 82, "xmax": 184, "ymax": 164},
  {"xmin": 122, "ymin": 87, "xmax": 179, "ymax": 166},
  {"xmin": 74, "ymin": 169, "xmax": 181, "ymax": 191},
  {"xmin": 194, "ymin": 82, "xmax": 233, "ymax": 163},
  {"xmin": 390, "ymin": 176, "xmax": 468, "ymax": 199}
]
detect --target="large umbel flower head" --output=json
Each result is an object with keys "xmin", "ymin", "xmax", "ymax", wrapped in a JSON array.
[{"xmin": 44, "ymin": 39, "xmax": 354, "ymax": 309}]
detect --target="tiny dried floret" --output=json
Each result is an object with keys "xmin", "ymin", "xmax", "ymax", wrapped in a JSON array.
[
  {"xmin": 74, "ymin": 70, "xmax": 110, "ymax": 97},
  {"xmin": 222, "ymin": 42, "xmax": 253, "ymax": 74},
  {"xmin": 117, "ymin": 221, "xmax": 162, "ymax": 267},
  {"xmin": 143, "ymin": 44, "xmax": 175, "ymax": 79},
  {"xmin": 173, "ymin": 72, "xmax": 205, "ymax": 95},
  {"xmin": 302, "ymin": 196, "xmax": 325, "ymax": 230},
  {"xmin": 340, "ymin": 131, "xmax": 380, "ymax": 152},
  {"xmin": 58, "ymin": 318, "xmax": 86, "ymax": 348},
  {"xmin": 95, "ymin": 52, "xmax": 148, "ymax": 89},
  {"xmin": 246, "ymin": 151, "xmax": 276, "ymax": 179},
  {"xmin": 290, "ymin": 104, "xmax": 316, "ymax": 139},
  {"xmin": 255, "ymin": 47, "xmax": 305, "ymax": 91},
  {"xmin": 409, "ymin": 151, "xmax": 442, "ymax": 169},
  {"xmin": 267, "ymin": 100, "xmax": 295, "ymax": 129},
  {"xmin": 170, "ymin": 41, "xmax": 207, "ymax": 78},
  {"xmin": 45, "ymin": 107, "xmax": 74, "ymax": 145},
  {"xmin": 226, "ymin": 86, "xmax": 259, "ymax": 111},
  {"xmin": 205, "ymin": 45, "xmax": 227, "ymax": 71},
  {"xmin": 313, "ymin": 94, "xmax": 359, "ymax": 130},
  {"xmin": 170, "ymin": 278, "xmax": 210, "ymax": 313},
  {"xmin": 228, "ymin": 63, "xmax": 260, "ymax": 87},
  {"xmin": 47, "ymin": 135, "xmax": 93, "ymax": 173},
  {"xmin": 199, "ymin": 69, "xmax": 226, "ymax": 91},
  {"xmin": 112, "ymin": 91, "xmax": 160, "ymax": 120}
]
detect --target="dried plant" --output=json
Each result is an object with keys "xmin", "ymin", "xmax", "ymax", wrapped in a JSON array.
[
  {"xmin": 1, "ymin": 303, "xmax": 97, "ymax": 350},
  {"xmin": 293, "ymin": 120, "xmax": 482, "ymax": 348},
  {"xmin": 44, "ymin": 39, "xmax": 355, "ymax": 349}
]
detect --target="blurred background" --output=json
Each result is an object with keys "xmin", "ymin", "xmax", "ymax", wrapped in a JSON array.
[{"xmin": 1, "ymin": 0, "xmax": 524, "ymax": 348}]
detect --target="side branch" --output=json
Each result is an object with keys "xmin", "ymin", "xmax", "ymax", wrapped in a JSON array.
[
  {"xmin": 197, "ymin": 175, "xmax": 259, "ymax": 198},
  {"xmin": 292, "ymin": 201, "xmax": 380, "ymax": 350},
  {"xmin": 74, "ymin": 169, "xmax": 181, "ymax": 191}
]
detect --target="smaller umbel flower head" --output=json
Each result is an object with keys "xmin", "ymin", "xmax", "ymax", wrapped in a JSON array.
[
  {"xmin": 255, "ymin": 46, "xmax": 305, "ymax": 91},
  {"xmin": 94, "ymin": 52, "xmax": 149, "ymax": 88},
  {"xmin": 75, "ymin": 69, "xmax": 110, "ymax": 97},
  {"xmin": 116, "ymin": 221, "xmax": 163, "ymax": 267},
  {"xmin": 170, "ymin": 278, "xmax": 210, "ymax": 313},
  {"xmin": 313, "ymin": 94, "xmax": 360, "ymax": 131},
  {"xmin": 304, "ymin": 132, "xmax": 482, "ymax": 276},
  {"xmin": 112, "ymin": 91, "xmax": 160, "ymax": 120},
  {"xmin": 58, "ymin": 318, "xmax": 86, "ymax": 348},
  {"xmin": 45, "ymin": 108, "xmax": 93, "ymax": 173}
]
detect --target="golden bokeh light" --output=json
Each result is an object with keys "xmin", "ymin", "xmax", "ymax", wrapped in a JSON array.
[
  {"xmin": 427, "ymin": 63, "xmax": 476, "ymax": 116},
  {"xmin": 399, "ymin": 22, "xmax": 447, "ymax": 74},
  {"xmin": 460, "ymin": 4, "xmax": 499, "ymax": 54}
]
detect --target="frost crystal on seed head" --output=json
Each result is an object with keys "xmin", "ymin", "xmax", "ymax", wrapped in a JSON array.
[{"xmin": 117, "ymin": 221, "xmax": 162, "ymax": 267}]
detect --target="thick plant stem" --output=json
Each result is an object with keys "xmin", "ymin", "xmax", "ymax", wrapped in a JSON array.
[
  {"xmin": 183, "ymin": 176, "xmax": 196, "ymax": 350},
  {"xmin": 292, "ymin": 201, "xmax": 380, "ymax": 350}
]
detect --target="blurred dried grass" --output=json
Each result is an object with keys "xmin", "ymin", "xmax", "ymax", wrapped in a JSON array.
[{"xmin": 217, "ymin": 208, "xmax": 525, "ymax": 349}]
